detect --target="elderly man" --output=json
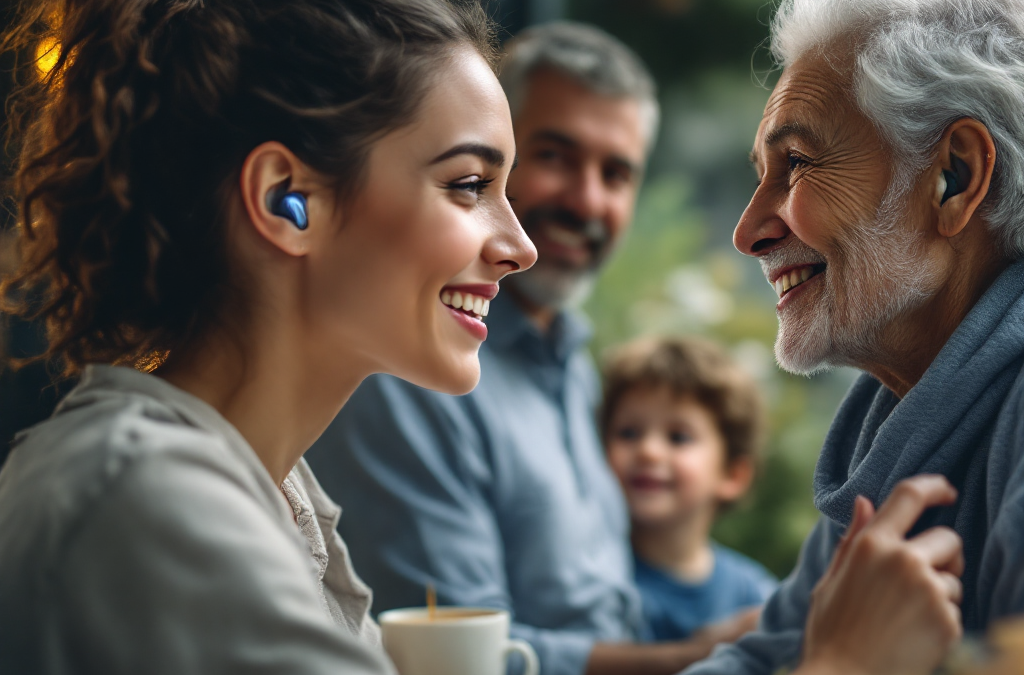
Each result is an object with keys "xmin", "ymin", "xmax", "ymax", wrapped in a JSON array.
[
  {"xmin": 306, "ymin": 21, "xmax": 754, "ymax": 675},
  {"xmin": 686, "ymin": 1, "xmax": 1024, "ymax": 675}
]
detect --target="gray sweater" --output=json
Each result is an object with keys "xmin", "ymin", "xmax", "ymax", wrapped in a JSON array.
[
  {"xmin": 686, "ymin": 258, "xmax": 1024, "ymax": 675},
  {"xmin": 0, "ymin": 365, "xmax": 393, "ymax": 674}
]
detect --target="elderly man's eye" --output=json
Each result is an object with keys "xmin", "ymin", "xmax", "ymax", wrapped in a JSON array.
[{"xmin": 788, "ymin": 154, "xmax": 809, "ymax": 171}]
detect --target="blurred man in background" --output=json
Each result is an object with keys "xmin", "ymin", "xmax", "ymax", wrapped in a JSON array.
[{"xmin": 307, "ymin": 21, "xmax": 755, "ymax": 675}]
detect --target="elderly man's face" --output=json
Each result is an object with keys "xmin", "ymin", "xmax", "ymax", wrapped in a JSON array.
[
  {"xmin": 504, "ymin": 68, "xmax": 647, "ymax": 310},
  {"xmin": 737, "ymin": 53, "xmax": 942, "ymax": 374}
]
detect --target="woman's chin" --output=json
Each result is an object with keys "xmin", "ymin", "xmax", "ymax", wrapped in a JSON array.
[
  {"xmin": 438, "ymin": 362, "xmax": 481, "ymax": 396},
  {"xmin": 442, "ymin": 377, "xmax": 479, "ymax": 396},
  {"xmin": 399, "ymin": 354, "xmax": 481, "ymax": 396}
]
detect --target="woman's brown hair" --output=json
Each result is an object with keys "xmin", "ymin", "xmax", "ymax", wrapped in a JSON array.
[{"xmin": 0, "ymin": 0, "xmax": 496, "ymax": 376}]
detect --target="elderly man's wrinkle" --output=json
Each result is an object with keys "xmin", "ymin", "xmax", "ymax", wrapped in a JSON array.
[
  {"xmin": 764, "ymin": 74, "xmax": 845, "ymax": 122},
  {"xmin": 799, "ymin": 171, "xmax": 876, "ymax": 225},
  {"xmin": 798, "ymin": 152, "xmax": 886, "ymax": 220},
  {"xmin": 758, "ymin": 65, "xmax": 858, "ymax": 178},
  {"xmin": 749, "ymin": 143, "xmax": 887, "ymax": 241}
]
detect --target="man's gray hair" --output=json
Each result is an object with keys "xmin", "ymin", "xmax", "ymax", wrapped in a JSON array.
[
  {"xmin": 499, "ymin": 21, "xmax": 660, "ymax": 147},
  {"xmin": 771, "ymin": 0, "xmax": 1024, "ymax": 258}
]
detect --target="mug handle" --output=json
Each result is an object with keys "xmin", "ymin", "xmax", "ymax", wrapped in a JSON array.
[{"xmin": 503, "ymin": 638, "xmax": 540, "ymax": 675}]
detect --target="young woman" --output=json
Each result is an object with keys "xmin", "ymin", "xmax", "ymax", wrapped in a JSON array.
[{"xmin": 0, "ymin": 0, "xmax": 535, "ymax": 672}]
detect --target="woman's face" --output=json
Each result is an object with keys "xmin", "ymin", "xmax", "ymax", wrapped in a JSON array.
[{"xmin": 305, "ymin": 48, "xmax": 535, "ymax": 394}]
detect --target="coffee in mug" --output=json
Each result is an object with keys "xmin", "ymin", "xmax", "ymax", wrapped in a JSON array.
[{"xmin": 379, "ymin": 607, "xmax": 539, "ymax": 675}]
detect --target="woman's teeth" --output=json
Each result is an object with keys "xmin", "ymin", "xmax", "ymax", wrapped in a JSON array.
[
  {"xmin": 774, "ymin": 267, "xmax": 817, "ymax": 298},
  {"xmin": 441, "ymin": 290, "xmax": 490, "ymax": 318}
]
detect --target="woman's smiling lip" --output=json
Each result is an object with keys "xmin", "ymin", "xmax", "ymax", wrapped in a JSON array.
[
  {"xmin": 446, "ymin": 306, "xmax": 488, "ymax": 341},
  {"xmin": 439, "ymin": 282, "xmax": 497, "ymax": 342}
]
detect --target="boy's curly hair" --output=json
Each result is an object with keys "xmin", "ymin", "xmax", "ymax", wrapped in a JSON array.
[{"xmin": 600, "ymin": 336, "xmax": 766, "ymax": 469}]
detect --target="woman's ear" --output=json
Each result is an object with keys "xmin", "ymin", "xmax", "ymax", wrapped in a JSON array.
[
  {"xmin": 931, "ymin": 118, "xmax": 996, "ymax": 240},
  {"xmin": 716, "ymin": 456, "xmax": 755, "ymax": 503},
  {"xmin": 239, "ymin": 141, "xmax": 314, "ymax": 257}
]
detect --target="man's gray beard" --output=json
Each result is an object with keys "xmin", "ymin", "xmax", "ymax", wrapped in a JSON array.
[
  {"xmin": 505, "ymin": 262, "xmax": 598, "ymax": 311},
  {"xmin": 770, "ymin": 182, "xmax": 942, "ymax": 376}
]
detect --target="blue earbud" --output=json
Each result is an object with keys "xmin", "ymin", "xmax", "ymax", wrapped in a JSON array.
[
  {"xmin": 941, "ymin": 155, "xmax": 971, "ymax": 205},
  {"xmin": 269, "ymin": 189, "xmax": 308, "ymax": 230}
]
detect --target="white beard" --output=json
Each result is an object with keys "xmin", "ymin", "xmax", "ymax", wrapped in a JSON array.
[{"xmin": 768, "ymin": 185, "xmax": 942, "ymax": 375}]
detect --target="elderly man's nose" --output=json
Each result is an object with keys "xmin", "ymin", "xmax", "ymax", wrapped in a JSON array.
[{"xmin": 734, "ymin": 200, "xmax": 788, "ymax": 257}]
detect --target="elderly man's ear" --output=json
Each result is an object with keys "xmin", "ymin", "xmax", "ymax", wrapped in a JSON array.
[{"xmin": 932, "ymin": 118, "xmax": 997, "ymax": 239}]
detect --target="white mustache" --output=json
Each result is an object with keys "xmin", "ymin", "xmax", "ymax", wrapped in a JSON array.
[{"xmin": 759, "ymin": 241, "xmax": 827, "ymax": 281}]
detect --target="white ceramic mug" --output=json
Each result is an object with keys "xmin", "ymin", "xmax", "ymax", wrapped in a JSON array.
[{"xmin": 379, "ymin": 607, "xmax": 539, "ymax": 675}]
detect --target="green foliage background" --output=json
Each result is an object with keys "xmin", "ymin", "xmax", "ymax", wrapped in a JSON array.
[{"xmin": 564, "ymin": 0, "xmax": 858, "ymax": 578}]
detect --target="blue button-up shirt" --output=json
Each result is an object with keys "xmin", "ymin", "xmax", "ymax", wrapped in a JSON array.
[{"xmin": 306, "ymin": 293, "xmax": 643, "ymax": 675}]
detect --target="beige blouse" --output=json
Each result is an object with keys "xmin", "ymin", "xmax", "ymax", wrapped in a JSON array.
[{"xmin": 0, "ymin": 365, "xmax": 392, "ymax": 674}]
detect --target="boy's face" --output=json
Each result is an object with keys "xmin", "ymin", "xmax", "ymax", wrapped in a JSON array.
[{"xmin": 605, "ymin": 386, "xmax": 752, "ymax": 528}]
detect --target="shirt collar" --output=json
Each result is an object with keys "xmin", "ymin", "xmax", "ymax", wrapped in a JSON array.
[
  {"xmin": 61, "ymin": 364, "xmax": 257, "ymax": 464},
  {"xmin": 485, "ymin": 292, "xmax": 592, "ymax": 362},
  {"xmin": 59, "ymin": 364, "xmax": 322, "ymax": 520}
]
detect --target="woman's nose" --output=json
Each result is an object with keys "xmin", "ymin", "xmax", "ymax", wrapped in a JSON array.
[{"xmin": 486, "ymin": 200, "xmax": 538, "ymax": 275}]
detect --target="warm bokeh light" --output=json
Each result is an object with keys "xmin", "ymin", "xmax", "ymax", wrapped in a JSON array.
[{"xmin": 35, "ymin": 36, "xmax": 60, "ymax": 76}]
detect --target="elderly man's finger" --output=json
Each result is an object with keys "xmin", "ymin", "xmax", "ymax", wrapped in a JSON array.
[
  {"xmin": 830, "ymin": 495, "xmax": 875, "ymax": 576},
  {"xmin": 938, "ymin": 541, "xmax": 966, "ymax": 578},
  {"xmin": 872, "ymin": 475, "xmax": 958, "ymax": 535},
  {"xmin": 850, "ymin": 495, "xmax": 874, "ymax": 535},
  {"xmin": 909, "ymin": 526, "xmax": 964, "ymax": 574},
  {"xmin": 935, "ymin": 571, "xmax": 964, "ymax": 606}
]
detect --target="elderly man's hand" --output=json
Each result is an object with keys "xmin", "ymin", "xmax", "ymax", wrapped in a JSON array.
[{"xmin": 799, "ymin": 475, "xmax": 964, "ymax": 675}]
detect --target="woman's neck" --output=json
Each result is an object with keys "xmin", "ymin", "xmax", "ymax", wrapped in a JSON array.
[
  {"xmin": 631, "ymin": 508, "xmax": 717, "ymax": 583},
  {"xmin": 155, "ymin": 320, "xmax": 368, "ymax": 485}
]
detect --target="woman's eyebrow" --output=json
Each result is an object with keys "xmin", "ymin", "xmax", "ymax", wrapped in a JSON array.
[{"xmin": 430, "ymin": 143, "xmax": 507, "ymax": 167}]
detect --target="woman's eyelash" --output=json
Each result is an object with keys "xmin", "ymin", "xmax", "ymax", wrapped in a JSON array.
[{"xmin": 449, "ymin": 178, "xmax": 494, "ymax": 194}]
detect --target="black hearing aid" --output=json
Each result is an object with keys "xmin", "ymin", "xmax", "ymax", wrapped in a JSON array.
[{"xmin": 941, "ymin": 154, "xmax": 971, "ymax": 205}]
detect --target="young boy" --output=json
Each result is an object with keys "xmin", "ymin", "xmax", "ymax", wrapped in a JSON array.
[{"xmin": 601, "ymin": 336, "xmax": 777, "ymax": 641}]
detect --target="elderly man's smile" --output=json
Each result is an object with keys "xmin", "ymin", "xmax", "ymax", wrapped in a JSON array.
[
  {"xmin": 759, "ymin": 242, "xmax": 831, "ymax": 314},
  {"xmin": 769, "ymin": 263, "xmax": 827, "ymax": 301}
]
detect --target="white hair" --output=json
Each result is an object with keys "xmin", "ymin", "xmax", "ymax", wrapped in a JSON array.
[{"xmin": 772, "ymin": 0, "xmax": 1024, "ymax": 258}]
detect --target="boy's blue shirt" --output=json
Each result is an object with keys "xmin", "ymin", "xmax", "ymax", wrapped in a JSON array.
[{"xmin": 634, "ymin": 544, "xmax": 777, "ymax": 641}]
